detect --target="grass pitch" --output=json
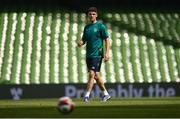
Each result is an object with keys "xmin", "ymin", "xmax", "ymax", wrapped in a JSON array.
[{"xmin": 0, "ymin": 97, "xmax": 180, "ymax": 118}]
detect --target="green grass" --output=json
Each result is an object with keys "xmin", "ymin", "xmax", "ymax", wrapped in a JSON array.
[{"xmin": 0, "ymin": 97, "xmax": 180, "ymax": 118}]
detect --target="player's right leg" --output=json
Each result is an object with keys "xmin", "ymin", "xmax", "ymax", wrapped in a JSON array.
[{"xmin": 83, "ymin": 70, "xmax": 95, "ymax": 102}]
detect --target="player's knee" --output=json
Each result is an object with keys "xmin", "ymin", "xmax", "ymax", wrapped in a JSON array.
[
  {"xmin": 95, "ymin": 72, "xmax": 100, "ymax": 78},
  {"xmin": 89, "ymin": 70, "xmax": 95, "ymax": 79},
  {"xmin": 94, "ymin": 75, "xmax": 99, "ymax": 81}
]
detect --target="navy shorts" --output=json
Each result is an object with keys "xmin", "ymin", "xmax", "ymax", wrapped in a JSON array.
[{"xmin": 86, "ymin": 57, "xmax": 103, "ymax": 72}]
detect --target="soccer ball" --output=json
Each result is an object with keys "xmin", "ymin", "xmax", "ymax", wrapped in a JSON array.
[{"xmin": 57, "ymin": 96, "xmax": 75, "ymax": 114}]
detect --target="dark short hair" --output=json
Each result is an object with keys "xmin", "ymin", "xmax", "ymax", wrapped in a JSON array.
[{"xmin": 87, "ymin": 7, "xmax": 97, "ymax": 13}]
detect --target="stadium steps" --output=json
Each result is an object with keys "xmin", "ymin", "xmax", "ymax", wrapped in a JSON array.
[
  {"xmin": 76, "ymin": 13, "xmax": 87, "ymax": 83},
  {"xmin": 1, "ymin": 13, "xmax": 15, "ymax": 83},
  {"xmin": 104, "ymin": 12, "xmax": 180, "ymax": 43},
  {"xmin": 0, "ymin": 13, "xmax": 7, "ymax": 80},
  {"xmin": 0, "ymin": 11, "xmax": 179, "ymax": 84},
  {"xmin": 10, "ymin": 13, "xmax": 24, "ymax": 84},
  {"xmin": 175, "ymin": 49, "xmax": 180, "ymax": 81},
  {"xmin": 103, "ymin": 12, "xmax": 180, "ymax": 82},
  {"xmin": 20, "ymin": 13, "xmax": 31, "ymax": 84}
]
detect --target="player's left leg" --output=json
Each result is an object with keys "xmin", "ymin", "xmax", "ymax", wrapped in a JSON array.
[
  {"xmin": 93, "ymin": 57, "xmax": 111, "ymax": 101},
  {"xmin": 95, "ymin": 72, "xmax": 111, "ymax": 102}
]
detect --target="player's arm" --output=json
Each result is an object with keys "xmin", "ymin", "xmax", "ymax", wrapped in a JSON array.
[
  {"xmin": 104, "ymin": 37, "xmax": 110, "ymax": 61},
  {"xmin": 100, "ymin": 23, "xmax": 110, "ymax": 61},
  {"xmin": 77, "ymin": 39, "xmax": 86, "ymax": 47},
  {"xmin": 78, "ymin": 26, "xmax": 87, "ymax": 47}
]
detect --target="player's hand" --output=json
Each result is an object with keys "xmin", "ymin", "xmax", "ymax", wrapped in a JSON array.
[
  {"xmin": 77, "ymin": 40, "xmax": 84, "ymax": 47},
  {"xmin": 104, "ymin": 53, "xmax": 110, "ymax": 62}
]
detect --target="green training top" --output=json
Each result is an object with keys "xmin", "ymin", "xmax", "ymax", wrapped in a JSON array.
[{"xmin": 82, "ymin": 21, "xmax": 109, "ymax": 58}]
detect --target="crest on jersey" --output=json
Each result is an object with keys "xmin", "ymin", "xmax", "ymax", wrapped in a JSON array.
[{"xmin": 94, "ymin": 28, "xmax": 98, "ymax": 32}]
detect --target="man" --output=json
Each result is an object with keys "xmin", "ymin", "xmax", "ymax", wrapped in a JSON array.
[{"xmin": 77, "ymin": 7, "xmax": 111, "ymax": 102}]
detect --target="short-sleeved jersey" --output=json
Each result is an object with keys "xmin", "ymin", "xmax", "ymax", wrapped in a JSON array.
[{"xmin": 82, "ymin": 21, "xmax": 109, "ymax": 58}]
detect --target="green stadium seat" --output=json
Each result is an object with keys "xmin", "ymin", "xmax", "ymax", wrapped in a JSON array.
[
  {"xmin": 175, "ymin": 49, "xmax": 180, "ymax": 82},
  {"xmin": 135, "ymin": 13, "xmax": 145, "ymax": 32}
]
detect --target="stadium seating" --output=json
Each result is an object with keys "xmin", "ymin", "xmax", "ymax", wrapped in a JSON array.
[{"xmin": 0, "ymin": 10, "xmax": 179, "ymax": 84}]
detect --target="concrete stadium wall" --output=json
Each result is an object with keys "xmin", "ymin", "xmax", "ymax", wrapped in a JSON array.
[{"xmin": 0, "ymin": 0, "xmax": 179, "ymax": 10}]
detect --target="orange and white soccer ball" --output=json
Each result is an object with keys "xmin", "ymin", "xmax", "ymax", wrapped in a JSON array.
[{"xmin": 57, "ymin": 96, "xmax": 75, "ymax": 114}]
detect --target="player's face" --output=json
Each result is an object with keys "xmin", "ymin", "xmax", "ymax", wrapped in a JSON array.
[{"xmin": 88, "ymin": 11, "xmax": 97, "ymax": 23}]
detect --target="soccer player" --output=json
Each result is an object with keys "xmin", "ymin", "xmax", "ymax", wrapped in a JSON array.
[{"xmin": 77, "ymin": 7, "xmax": 111, "ymax": 102}]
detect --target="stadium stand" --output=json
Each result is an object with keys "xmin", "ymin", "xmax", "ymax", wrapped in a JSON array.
[{"xmin": 0, "ymin": 10, "xmax": 179, "ymax": 84}]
